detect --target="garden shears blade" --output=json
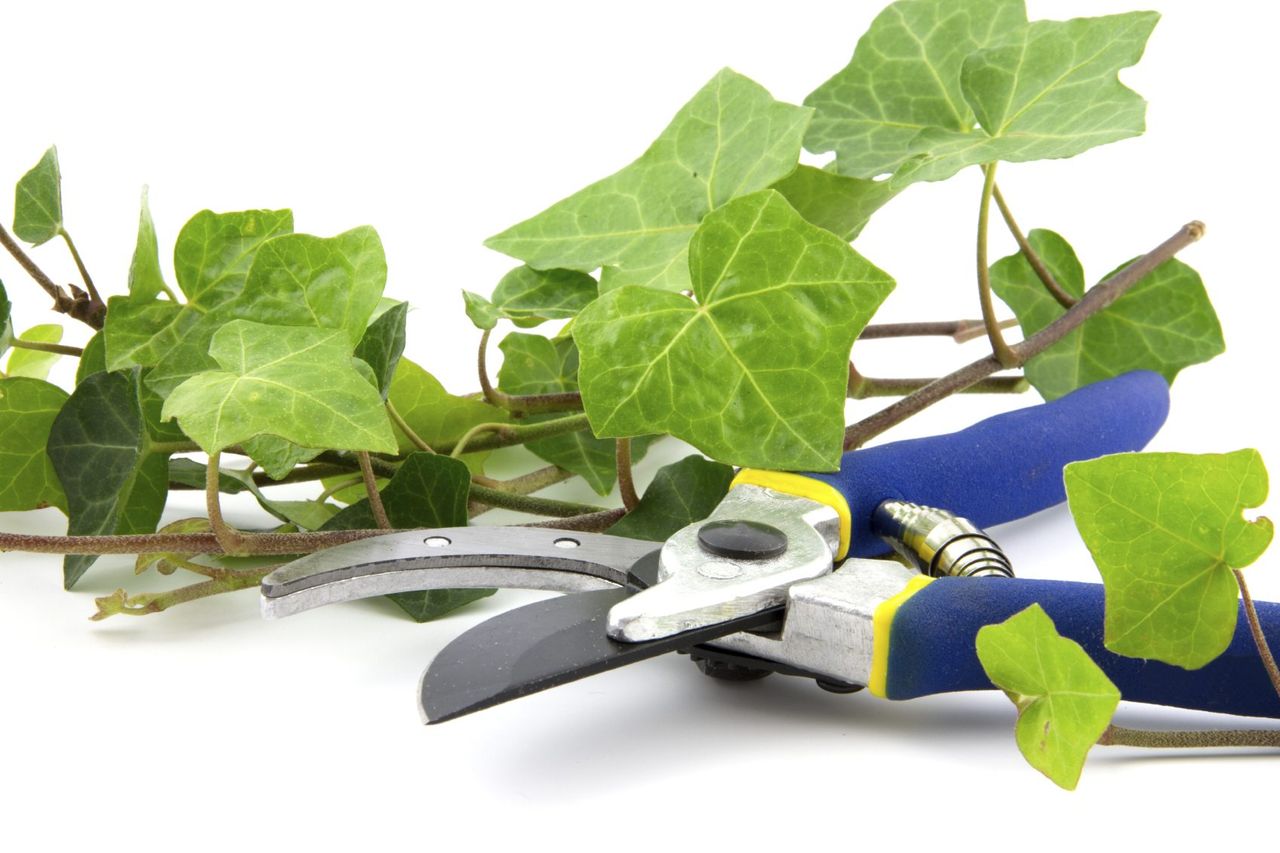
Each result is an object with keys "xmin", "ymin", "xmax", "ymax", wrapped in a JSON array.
[{"xmin": 261, "ymin": 371, "xmax": 1280, "ymax": 724}]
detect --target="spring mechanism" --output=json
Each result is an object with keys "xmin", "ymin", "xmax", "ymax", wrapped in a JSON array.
[{"xmin": 871, "ymin": 500, "xmax": 1014, "ymax": 579}]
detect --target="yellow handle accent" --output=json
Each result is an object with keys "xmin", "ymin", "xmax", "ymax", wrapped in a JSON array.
[
  {"xmin": 730, "ymin": 469, "xmax": 852, "ymax": 560},
  {"xmin": 868, "ymin": 575, "xmax": 935, "ymax": 698}
]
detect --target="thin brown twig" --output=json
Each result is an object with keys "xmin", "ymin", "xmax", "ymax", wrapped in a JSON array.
[
  {"xmin": 992, "ymin": 183, "xmax": 1077, "ymax": 309},
  {"xmin": 0, "ymin": 222, "xmax": 104, "ymax": 329},
  {"xmin": 0, "ymin": 528, "xmax": 390, "ymax": 556},
  {"xmin": 60, "ymin": 230, "xmax": 103, "ymax": 307},
  {"xmin": 1235, "ymin": 569, "xmax": 1280, "ymax": 703},
  {"xmin": 522, "ymin": 507, "xmax": 628, "ymax": 532},
  {"xmin": 8, "ymin": 339, "xmax": 84, "ymax": 357},
  {"xmin": 844, "ymin": 220, "xmax": 1206, "ymax": 449},
  {"xmin": 1098, "ymin": 724, "xmax": 1280, "ymax": 749}
]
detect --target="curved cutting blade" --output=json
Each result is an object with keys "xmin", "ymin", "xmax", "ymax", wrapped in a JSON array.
[{"xmin": 421, "ymin": 580, "xmax": 782, "ymax": 724}]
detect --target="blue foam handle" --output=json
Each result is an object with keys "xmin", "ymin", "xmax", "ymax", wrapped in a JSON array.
[
  {"xmin": 885, "ymin": 578, "xmax": 1280, "ymax": 718},
  {"xmin": 808, "ymin": 371, "xmax": 1170, "ymax": 557}
]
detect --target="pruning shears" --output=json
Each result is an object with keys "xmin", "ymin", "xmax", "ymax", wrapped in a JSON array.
[{"xmin": 258, "ymin": 371, "xmax": 1280, "ymax": 723}]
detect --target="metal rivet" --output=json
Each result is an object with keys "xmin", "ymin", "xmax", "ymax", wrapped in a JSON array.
[
  {"xmin": 553, "ymin": 537, "xmax": 580, "ymax": 549},
  {"xmin": 424, "ymin": 536, "xmax": 451, "ymax": 547}
]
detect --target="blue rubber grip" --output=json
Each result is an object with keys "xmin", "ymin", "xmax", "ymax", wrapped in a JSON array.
[
  {"xmin": 809, "ymin": 371, "xmax": 1170, "ymax": 557},
  {"xmin": 885, "ymin": 578, "xmax": 1280, "ymax": 719}
]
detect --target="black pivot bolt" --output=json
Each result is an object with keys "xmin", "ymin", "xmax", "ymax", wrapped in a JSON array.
[{"xmin": 696, "ymin": 520, "xmax": 788, "ymax": 561}]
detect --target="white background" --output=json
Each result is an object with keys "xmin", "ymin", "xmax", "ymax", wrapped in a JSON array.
[{"xmin": 1, "ymin": 1, "xmax": 1276, "ymax": 850}]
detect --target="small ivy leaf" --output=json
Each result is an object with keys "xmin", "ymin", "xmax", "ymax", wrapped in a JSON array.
[
  {"xmin": 144, "ymin": 225, "xmax": 387, "ymax": 395},
  {"xmin": 167, "ymin": 458, "xmax": 251, "ymax": 494},
  {"xmin": 14, "ymin": 146, "xmax": 64, "ymax": 245},
  {"xmin": 128, "ymin": 187, "xmax": 169, "ymax": 301},
  {"xmin": 240, "ymin": 436, "xmax": 321, "ymax": 481},
  {"xmin": 0, "ymin": 279, "xmax": 12, "ymax": 359},
  {"xmin": 990, "ymin": 229, "xmax": 1223, "ymax": 400},
  {"xmin": 5, "ymin": 324, "xmax": 64, "ymax": 380},
  {"xmin": 162, "ymin": 321, "xmax": 396, "ymax": 455},
  {"xmin": 496, "ymin": 332, "xmax": 652, "ymax": 495},
  {"xmin": 354, "ymin": 300, "xmax": 408, "ymax": 399},
  {"xmin": 1064, "ymin": 450, "xmax": 1274, "ymax": 669},
  {"xmin": 463, "ymin": 266, "xmax": 599, "ymax": 331},
  {"xmin": 609, "ymin": 455, "xmax": 735, "ymax": 541},
  {"xmin": 322, "ymin": 452, "xmax": 493, "ymax": 621},
  {"xmin": 486, "ymin": 68, "xmax": 812, "ymax": 293},
  {"xmin": 804, "ymin": 0, "xmax": 1028, "ymax": 178},
  {"xmin": 104, "ymin": 208, "xmax": 293, "ymax": 380},
  {"xmin": 136, "ymin": 518, "xmax": 212, "ymax": 576},
  {"xmin": 769, "ymin": 165, "xmax": 895, "ymax": 241},
  {"xmin": 75, "ymin": 331, "xmax": 105, "ymax": 384},
  {"xmin": 386, "ymin": 357, "xmax": 506, "ymax": 472},
  {"xmin": 574, "ymin": 189, "xmax": 894, "ymax": 471},
  {"xmin": 48, "ymin": 370, "xmax": 170, "ymax": 588},
  {"xmin": 0, "ymin": 377, "xmax": 69, "ymax": 512},
  {"xmin": 976, "ymin": 604, "xmax": 1120, "ymax": 790}
]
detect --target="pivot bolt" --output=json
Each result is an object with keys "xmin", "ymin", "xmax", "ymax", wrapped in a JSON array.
[{"xmin": 696, "ymin": 520, "xmax": 788, "ymax": 560}]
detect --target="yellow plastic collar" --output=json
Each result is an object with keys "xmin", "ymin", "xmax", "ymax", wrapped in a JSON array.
[
  {"xmin": 729, "ymin": 469, "xmax": 852, "ymax": 560},
  {"xmin": 868, "ymin": 575, "xmax": 935, "ymax": 697}
]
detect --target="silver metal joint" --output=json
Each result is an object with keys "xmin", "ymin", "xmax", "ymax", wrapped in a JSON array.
[{"xmin": 871, "ymin": 500, "xmax": 1013, "ymax": 579}]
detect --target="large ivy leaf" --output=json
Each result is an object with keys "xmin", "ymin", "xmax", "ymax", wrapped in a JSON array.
[
  {"xmin": 976, "ymin": 604, "xmax": 1120, "ymax": 790},
  {"xmin": 805, "ymin": 3, "xmax": 1157, "ymax": 190},
  {"xmin": 48, "ymin": 370, "xmax": 171, "ymax": 588},
  {"xmin": 770, "ymin": 165, "xmax": 896, "ymax": 241},
  {"xmin": 323, "ymin": 452, "xmax": 492, "ymax": 621},
  {"xmin": 0, "ymin": 377, "xmax": 69, "ymax": 512},
  {"xmin": 103, "ymin": 209, "xmax": 293, "ymax": 378},
  {"xmin": 143, "ymin": 225, "xmax": 386, "ymax": 394},
  {"xmin": 574, "ymin": 190, "xmax": 894, "ymax": 471},
  {"xmin": 5, "ymin": 324, "xmax": 64, "ymax": 380},
  {"xmin": 990, "ymin": 229, "xmax": 1222, "ymax": 400},
  {"xmin": 1064, "ymin": 450, "xmax": 1274, "ymax": 669},
  {"xmin": 609, "ymin": 455, "xmax": 734, "ymax": 541},
  {"xmin": 240, "ymin": 436, "xmax": 321, "ymax": 481},
  {"xmin": 354, "ymin": 300, "xmax": 407, "ymax": 399},
  {"xmin": 128, "ymin": 187, "xmax": 169, "ymax": 301},
  {"xmin": 905, "ymin": 12, "xmax": 1158, "ymax": 183},
  {"xmin": 496, "ymin": 332, "xmax": 651, "ymax": 495},
  {"xmin": 805, "ymin": 0, "xmax": 1027, "ymax": 179},
  {"xmin": 463, "ymin": 266, "xmax": 599, "ymax": 331},
  {"xmin": 161, "ymin": 321, "xmax": 396, "ymax": 455},
  {"xmin": 386, "ymin": 358, "xmax": 505, "ymax": 471},
  {"xmin": 0, "ymin": 279, "xmax": 11, "ymax": 358},
  {"xmin": 14, "ymin": 147, "xmax": 64, "ymax": 245},
  {"xmin": 486, "ymin": 68, "xmax": 812, "ymax": 293}
]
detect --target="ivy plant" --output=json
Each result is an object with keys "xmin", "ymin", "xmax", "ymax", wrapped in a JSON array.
[{"xmin": 0, "ymin": 0, "xmax": 1273, "ymax": 788}]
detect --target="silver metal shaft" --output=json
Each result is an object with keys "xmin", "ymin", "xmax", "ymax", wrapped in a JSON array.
[{"xmin": 871, "ymin": 500, "xmax": 1014, "ymax": 578}]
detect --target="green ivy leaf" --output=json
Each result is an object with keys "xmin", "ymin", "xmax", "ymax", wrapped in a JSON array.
[
  {"xmin": 1064, "ymin": 450, "xmax": 1274, "ymax": 669},
  {"xmin": 805, "ymin": 3, "xmax": 1157, "ymax": 189},
  {"xmin": 0, "ymin": 377, "xmax": 69, "ymax": 512},
  {"xmin": 804, "ymin": 0, "xmax": 1025, "ymax": 178},
  {"xmin": 161, "ymin": 321, "xmax": 396, "ymax": 455},
  {"xmin": 574, "ymin": 189, "xmax": 893, "ymax": 471},
  {"xmin": 496, "ymin": 332, "xmax": 651, "ymax": 494},
  {"xmin": 386, "ymin": 358, "xmax": 505, "ymax": 472},
  {"xmin": 14, "ymin": 146, "xmax": 64, "ymax": 245},
  {"xmin": 0, "ymin": 279, "xmax": 12, "ymax": 359},
  {"xmin": 323, "ymin": 452, "xmax": 492, "ymax": 622},
  {"xmin": 5, "ymin": 324, "xmax": 64, "ymax": 380},
  {"xmin": 240, "ymin": 436, "xmax": 321, "ymax": 481},
  {"xmin": 976, "ymin": 604, "xmax": 1120, "ymax": 791},
  {"xmin": 463, "ymin": 266, "xmax": 599, "ymax": 331},
  {"xmin": 48, "ymin": 370, "xmax": 170, "ymax": 588},
  {"xmin": 144, "ymin": 225, "xmax": 386, "ymax": 394},
  {"xmin": 906, "ymin": 12, "xmax": 1158, "ymax": 183},
  {"xmin": 990, "ymin": 229, "xmax": 1222, "ymax": 400},
  {"xmin": 354, "ymin": 300, "xmax": 407, "ymax": 399},
  {"xmin": 104, "ymin": 209, "xmax": 293, "ymax": 380},
  {"xmin": 75, "ymin": 331, "xmax": 106, "ymax": 384},
  {"xmin": 609, "ymin": 455, "xmax": 734, "ymax": 541},
  {"xmin": 128, "ymin": 187, "xmax": 169, "ymax": 301},
  {"xmin": 486, "ymin": 68, "xmax": 811, "ymax": 293},
  {"xmin": 167, "ymin": 458, "xmax": 250, "ymax": 493},
  {"xmin": 769, "ymin": 165, "xmax": 895, "ymax": 241}
]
